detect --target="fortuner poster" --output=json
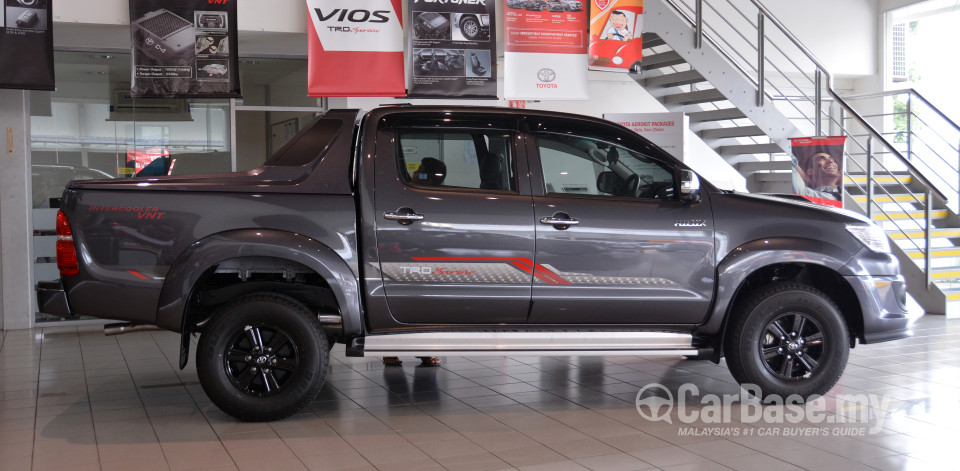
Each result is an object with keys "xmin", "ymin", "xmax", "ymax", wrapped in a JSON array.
[
  {"xmin": 791, "ymin": 136, "xmax": 846, "ymax": 208},
  {"xmin": 504, "ymin": 0, "xmax": 589, "ymax": 100},
  {"xmin": 588, "ymin": 0, "xmax": 643, "ymax": 72},
  {"xmin": 0, "ymin": 0, "xmax": 55, "ymax": 90},
  {"xmin": 307, "ymin": 0, "xmax": 405, "ymax": 97},
  {"xmin": 408, "ymin": 0, "xmax": 496, "ymax": 98},
  {"xmin": 129, "ymin": 0, "xmax": 240, "ymax": 98}
]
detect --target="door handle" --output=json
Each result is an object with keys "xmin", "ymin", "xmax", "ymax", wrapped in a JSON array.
[
  {"xmin": 384, "ymin": 209, "xmax": 424, "ymax": 225},
  {"xmin": 540, "ymin": 212, "xmax": 579, "ymax": 230}
]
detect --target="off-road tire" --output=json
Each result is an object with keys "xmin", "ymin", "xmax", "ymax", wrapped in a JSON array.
[
  {"xmin": 197, "ymin": 294, "xmax": 328, "ymax": 421},
  {"xmin": 724, "ymin": 282, "xmax": 848, "ymax": 400},
  {"xmin": 460, "ymin": 15, "xmax": 480, "ymax": 40}
]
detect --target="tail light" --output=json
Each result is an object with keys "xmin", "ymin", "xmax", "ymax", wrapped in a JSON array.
[{"xmin": 56, "ymin": 210, "xmax": 79, "ymax": 276}]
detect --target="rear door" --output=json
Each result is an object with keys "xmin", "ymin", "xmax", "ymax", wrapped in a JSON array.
[
  {"xmin": 373, "ymin": 113, "xmax": 536, "ymax": 324},
  {"xmin": 526, "ymin": 118, "xmax": 716, "ymax": 325}
]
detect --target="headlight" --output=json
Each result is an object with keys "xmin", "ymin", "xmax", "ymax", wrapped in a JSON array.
[
  {"xmin": 845, "ymin": 224, "xmax": 891, "ymax": 253},
  {"xmin": 613, "ymin": 56, "xmax": 623, "ymax": 65}
]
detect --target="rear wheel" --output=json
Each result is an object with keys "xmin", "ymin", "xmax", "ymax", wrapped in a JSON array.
[
  {"xmin": 460, "ymin": 16, "xmax": 480, "ymax": 40},
  {"xmin": 197, "ymin": 294, "xmax": 328, "ymax": 421},
  {"xmin": 724, "ymin": 282, "xmax": 848, "ymax": 399}
]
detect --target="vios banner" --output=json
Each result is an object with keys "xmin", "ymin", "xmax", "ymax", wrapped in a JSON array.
[
  {"xmin": 408, "ymin": 0, "xmax": 496, "ymax": 98},
  {"xmin": 307, "ymin": 0, "xmax": 406, "ymax": 97},
  {"xmin": 129, "ymin": 0, "xmax": 240, "ymax": 98},
  {"xmin": 0, "ymin": 0, "xmax": 55, "ymax": 91},
  {"xmin": 504, "ymin": 0, "xmax": 589, "ymax": 100}
]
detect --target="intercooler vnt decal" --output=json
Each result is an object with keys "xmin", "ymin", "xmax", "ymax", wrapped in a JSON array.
[
  {"xmin": 408, "ymin": 0, "xmax": 497, "ymax": 98},
  {"xmin": 0, "ymin": 0, "xmax": 55, "ymax": 90},
  {"xmin": 129, "ymin": 0, "xmax": 240, "ymax": 98}
]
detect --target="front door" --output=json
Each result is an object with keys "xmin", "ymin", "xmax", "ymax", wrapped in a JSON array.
[
  {"xmin": 374, "ymin": 114, "xmax": 535, "ymax": 324},
  {"xmin": 527, "ymin": 123, "xmax": 715, "ymax": 325}
]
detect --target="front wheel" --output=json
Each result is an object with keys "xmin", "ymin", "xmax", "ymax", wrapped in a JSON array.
[
  {"xmin": 197, "ymin": 294, "xmax": 328, "ymax": 421},
  {"xmin": 460, "ymin": 16, "xmax": 480, "ymax": 40},
  {"xmin": 724, "ymin": 282, "xmax": 849, "ymax": 400}
]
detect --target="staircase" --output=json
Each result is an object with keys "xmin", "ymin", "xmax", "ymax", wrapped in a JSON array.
[{"xmin": 638, "ymin": 0, "xmax": 960, "ymax": 317}]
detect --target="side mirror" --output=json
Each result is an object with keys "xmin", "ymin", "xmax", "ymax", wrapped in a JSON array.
[
  {"xmin": 679, "ymin": 169, "xmax": 701, "ymax": 203},
  {"xmin": 596, "ymin": 171, "xmax": 623, "ymax": 195}
]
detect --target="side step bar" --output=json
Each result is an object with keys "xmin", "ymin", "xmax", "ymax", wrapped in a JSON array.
[{"xmin": 358, "ymin": 332, "xmax": 698, "ymax": 357}]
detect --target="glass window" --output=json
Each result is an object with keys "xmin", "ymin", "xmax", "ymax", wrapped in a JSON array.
[
  {"xmin": 537, "ymin": 133, "xmax": 675, "ymax": 199},
  {"xmin": 397, "ymin": 130, "xmax": 515, "ymax": 192}
]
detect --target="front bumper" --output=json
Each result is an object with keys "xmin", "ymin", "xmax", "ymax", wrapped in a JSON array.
[
  {"xmin": 845, "ymin": 274, "xmax": 919, "ymax": 343},
  {"xmin": 36, "ymin": 280, "xmax": 74, "ymax": 319}
]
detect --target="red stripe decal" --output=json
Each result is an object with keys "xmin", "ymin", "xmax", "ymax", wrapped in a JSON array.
[
  {"xmin": 127, "ymin": 270, "xmax": 148, "ymax": 280},
  {"xmin": 409, "ymin": 256, "xmax": 571, "ymax": 286}
]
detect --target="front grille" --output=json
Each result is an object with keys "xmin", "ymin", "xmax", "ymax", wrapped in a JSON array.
[{"xmin": 137, "ymin": 10, "xmax": 192, "ymax": 38}]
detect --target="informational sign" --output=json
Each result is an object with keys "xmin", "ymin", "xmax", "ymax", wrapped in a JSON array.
[
  {"xmin": 408, "ymin": 0, "xmax": 496, "ymax": 98},
  {"xmin": 504, "ymin": 0, "xmax": 588, "ymax": 100},
  {"xmin": 605, "ymin": 112, "xmax": 685, "ymax": 159},
  {"xmin": 791, "ymin": 136, "xmax": 846, "ymax": 208},
  {"xmin": 0, "ymin": 0, "xmax": 55, "ymax": 91},
  {"xmin": 589, "ymin": 0, "xmax": 643, "ymax": 72},
  {"xmin": 307, "ymin": 0, "xmax": 406, "ymax": 97},
  {"xmin": 129, "ymin": 0, "xmax": 240, "ymax": 98}
]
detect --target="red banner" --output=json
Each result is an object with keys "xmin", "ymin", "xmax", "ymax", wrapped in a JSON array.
[
  {"xmin": 504, "ymin": 0, "xmax": 588, "ymax": 100},
  {"xmin": 307, "ymin": 0, "xmax": 406, "ymax": 97},
  {"xmin": 791, "ymin": 136, "xmax": 846, "ymax": 208},
  {"xmin": 588, "ymin": 0, "xmax": 643, "ymax": 72}
]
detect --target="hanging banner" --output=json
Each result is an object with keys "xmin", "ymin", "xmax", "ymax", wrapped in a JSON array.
[
  {"xmin": 791, "ymin": 136, "xmax": 846, "ymax": 208},
  {"xmin": 307, "ymin": 0, "xmax": 405, "ymax": 97},
  {"xmin": 605, "ymin": 112, "xmax": 685, "ymax": 160},
  {"xmin": 129, "ymin": 0, "xmax": 240, "ymax": 98},
  {"xmin": 0, "ymin": 0, "xmax": 55, "ymax": 90},
  {"xmin": 588, "ymin": 0, "xmax": 643, "ymax": 72},
  {"xmin": 504, "ymin": 0, "xmax": 589, "ymax": 100},
  {"xmin": 408, "ymin": 0, "xmax": 496, "ymax": 98}
]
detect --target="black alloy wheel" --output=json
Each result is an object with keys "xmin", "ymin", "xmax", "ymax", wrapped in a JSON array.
[
  {"xmin": 759, "ymin": 312, "xmax": 825, "ymax": 380},
  {"xmin": 223, "ymin": 324, "xmax": 300, "ymax": 396}
]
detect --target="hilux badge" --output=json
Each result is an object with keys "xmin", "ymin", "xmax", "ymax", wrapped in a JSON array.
[{"xmin": 675, "ymin": 220, "xmax": 707, "ymax": 227}]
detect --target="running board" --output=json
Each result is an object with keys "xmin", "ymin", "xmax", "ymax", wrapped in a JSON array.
[{"xmin": 358, "ymin": 332, "xmax": 698, "ymax": 357}]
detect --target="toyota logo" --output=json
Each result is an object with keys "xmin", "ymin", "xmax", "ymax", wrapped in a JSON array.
[{"xmin": 537, "ymin": 68, "xmax": 556, "ymax": 83}]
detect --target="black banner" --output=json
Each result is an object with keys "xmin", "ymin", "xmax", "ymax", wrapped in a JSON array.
[
  {"xmin": 129, "ymin": 0, "xmax": 240, "ymax": 98},
  {"xmin": 0, "ymin": 0, "xmax": 55, "ymax": 90},
  {"xmin": 409, "ymin": 0, "xmax": 496, "ymax": 98}
]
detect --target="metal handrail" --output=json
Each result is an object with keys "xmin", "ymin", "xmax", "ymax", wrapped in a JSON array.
[{"xmin": 842, "ymin": 88, "xmax": 960, "ymax": 133}]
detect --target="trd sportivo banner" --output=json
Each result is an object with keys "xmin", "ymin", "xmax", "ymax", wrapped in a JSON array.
[
  {"xmin": 129, "ymin": 0, "xmax": 240, "ymax": 98},
  {"xmin": 307, "ymin": 0, "xmax": 405, "ymax": 97},
  {"xmin": 408, "ymin": 0, "xmax": 496, "ymax": 98},
  {"xmin": 588, "ymin": 0, "xmax": 643, "ymax": 72},
  {"xmin": 791, "ymin": 136, "xmax": 846, "ymax": 208},
  {"xmin": 504, "ymin": 0, "xmax": 588, "ymax": 100},
  {"xmin": 0, "ymin": 0, "xmax": 55, "ymax": 91}
]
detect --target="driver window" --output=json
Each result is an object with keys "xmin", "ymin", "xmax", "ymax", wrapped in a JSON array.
[
  {"xmin": 537, "ymin": 133, "xmax": 675, "ymax": 199},
  {"xmin": 398, "ymin": 130, "xmax": 516, "ymax": 192}
]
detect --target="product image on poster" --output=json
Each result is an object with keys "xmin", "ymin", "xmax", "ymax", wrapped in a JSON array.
[
  {"xmin": 0, "ymin": 0, "xmax": 55, "ymax": 90},
  {"xmin": 791, "ymin": 136, "xmax": 846, "ymax": 208},
  {"xmin": 503, "ymin": 0, "xmax": 588, "ymax": 100},
  {"xmin": 129, "ymin": 0, "xmax": 239, "ymax": 98},
  {"xmin": 408, "ymin": 0, "xmax": 496, "ymax": 98},
  {"xmin": 589, "ymin": 0, "xmax": 643, "ymax": 72}
]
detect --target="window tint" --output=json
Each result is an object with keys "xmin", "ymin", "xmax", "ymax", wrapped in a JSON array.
[
  {"xmin": 537, "ymin": 133, "xmax": 675, "ymax": 199},
  {"xmin": 398, "ymin": 130, "xmax": 515, "ymax": 191}
]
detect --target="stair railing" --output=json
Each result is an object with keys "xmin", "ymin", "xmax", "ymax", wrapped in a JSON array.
[{"xmin": 657, "ymin": 0, "xmax": 949, "ymax": 288}]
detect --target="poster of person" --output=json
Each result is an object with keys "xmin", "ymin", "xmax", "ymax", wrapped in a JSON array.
[
  {"xmin": 0, "ymin": 0, "xmax": 55, "ymax": 90},
  {"xmin": 790, "ymin": 136, "xmax": 846, "ymax": 208},
  {"xmin": 588, "ymin": 0, "xmax": 644, "ymax": 73},
  {"xmin": 504, "ymin": 0, "xmax": 588, "ymax": 100},
  {"xmin": 129, "ymin": 0, "xmax": 240, "ymax": 98},
  {"xmin": 408, "ymin": 0, "xmax": 496, "ymax": 98}
]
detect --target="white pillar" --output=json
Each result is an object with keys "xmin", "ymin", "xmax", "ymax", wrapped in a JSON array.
[{"xmin": 0, "ymin": 89, "xmax": 35, "ymax": 330}]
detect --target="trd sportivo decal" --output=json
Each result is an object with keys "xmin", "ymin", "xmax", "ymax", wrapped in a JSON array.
[{"xmin": 381, "ymin": 257, "xmax": 678, "ymax": 286}]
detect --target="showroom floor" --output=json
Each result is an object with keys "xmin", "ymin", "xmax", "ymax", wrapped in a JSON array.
[{"xmin": 0, "ymin": 316, "xmax": 957, "ymax": 471}]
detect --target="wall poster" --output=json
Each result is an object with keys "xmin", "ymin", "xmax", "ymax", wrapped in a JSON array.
[
  {"xmin": 588, "ymin": 0, "xmax": 643, "ymax": 72},
  {"xmin": 0, "ymin": 0, "xmax": 55, "ymax": 90},
  {"xmin": 791, "ymin": 136, "xmax": 846, "ymax": 208},
  {"xmin": 605, "ymin": 112, "xmax": 685, "ymax": 160},
  {"xmin": 307, "ymin": 0, "xmax": 405, "ymax": 97},
  {"xmin": 408, "ymin": 0, "xmax": 496, "ymax": 98},
  {"xmin": 129, "ymin": 0, "xmax": 240, "ymax": 98},
  {"xmin": 504, "ymin": 0, "xmax": 588, "ymax": 100}
]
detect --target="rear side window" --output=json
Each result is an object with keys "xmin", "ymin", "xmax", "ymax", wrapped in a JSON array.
[
  {"xmin": 397, "ymin": 130, "xmax": 516, "ymax": 192},
  {"xmin": 264, "ymin": 118, "xmax": 342, "ymax": 167}
]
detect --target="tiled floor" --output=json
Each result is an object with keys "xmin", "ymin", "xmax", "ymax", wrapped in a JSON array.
[{"xmin": 1, "ymin": 316, "xmax": 958, "ymax": 471}]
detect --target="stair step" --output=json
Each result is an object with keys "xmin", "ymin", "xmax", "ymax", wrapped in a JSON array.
[
  {"xmin": 688, "ymin": 108, "xmax": 747, "ymax": 122},
  {"xmin": 735, "ymin": 160, "xmax": 792, "ymax": 173},
  {"xmin": 852, "ymin": 194, "xmax": 926, "ymax": 204},
  {"xmin": 644, "ymin": 70, "xmax": 705, "ymax": 88},
  {"xmin": 873, "ymin": 209, "xmax": 950, "ymax": 221},
  {"xmin": 719, "ymin": 143, "xmax": 784, "ymax": 155},
  {"xmin": 905, "ymin": 247, "xmax": 960, "ymax": 259},
  {"xmin": 931, "ymin": 267, "xmax": 960, "ymax": 280},
  {"xmin": 643, "ymin": 51, "xmax": 685, "ymax": 69},
  {"xmin": 753, "ymin": 172, "xmax": 792, "ymax": 182},
  {"xmin": 943, "ymin": 289, "xmax": 960, "ymax": 301},
  {"xmin": 890, "ymin": 228, "xmax": 960, "ymax": 239},
  {"xmin": 641, "ymin": 32, "xmax": 665, "ymax": 49},
  {"xmin": 700, "ymin": 125, "xmax": 765, "ymax": 139},
  {"xmin": 663, "ymin": 89, "xmax": 726, "ymax": 105},
  {"xmin": 845, "ymin": 175, "xmax": 913, "ymax": 185}
]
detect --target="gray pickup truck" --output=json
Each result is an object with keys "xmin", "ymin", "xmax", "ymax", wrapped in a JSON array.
[{"xmin": 38, "ymin": 106, "xmax": 914, "ymax": 421}]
